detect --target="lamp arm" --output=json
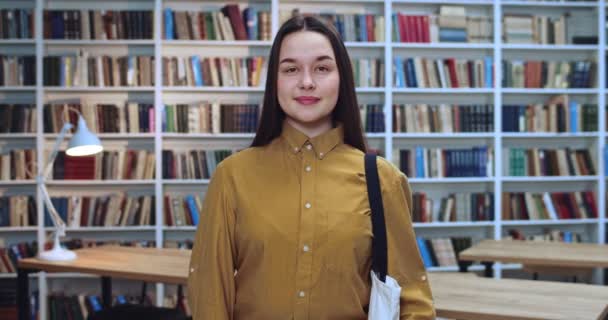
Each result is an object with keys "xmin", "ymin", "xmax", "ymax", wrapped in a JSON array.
[
  {"xmin": 42, "ymin": 122, "xmax": 73, "ymax": 180},
  {"xmin": 39, "ymin": 182, "xmax": 66, "ymax": 236}
]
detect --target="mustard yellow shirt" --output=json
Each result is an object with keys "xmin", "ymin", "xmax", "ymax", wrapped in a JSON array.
[{"xmin": 187, "ymin": 121, "xmax": 435, "ymax": 320}]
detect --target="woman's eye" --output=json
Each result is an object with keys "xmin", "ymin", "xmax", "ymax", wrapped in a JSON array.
[
  {"xmin": 283, "ymin": 67, "xmax": 297, "ymax": 73},
  {"xmin": 316, "ymin": 66, "xmax": 330, "ymax": 72}
]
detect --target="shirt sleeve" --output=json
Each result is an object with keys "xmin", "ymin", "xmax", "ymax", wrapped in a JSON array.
[
  {"xmin": 188, "ymin": 163, "xmax": 237, "ymax": 320},
  {"xmin": 383, "ymin": 171, "xmax": 436, "ymax": 320}
]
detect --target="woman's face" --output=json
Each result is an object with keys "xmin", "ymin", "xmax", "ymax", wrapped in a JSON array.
[{"xmin": 277, "ymin": 30, "xmax": 340, "ymax": 135}]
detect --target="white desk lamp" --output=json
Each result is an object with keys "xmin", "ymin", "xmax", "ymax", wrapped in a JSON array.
[{"xmin": 38, "ymin": 109, "xmax": 103, "ymax": 261}]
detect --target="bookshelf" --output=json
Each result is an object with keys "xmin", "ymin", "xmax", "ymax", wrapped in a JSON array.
[{"xmin": 0, "ymin": 0, "xmax": 606, "ymax": 318}]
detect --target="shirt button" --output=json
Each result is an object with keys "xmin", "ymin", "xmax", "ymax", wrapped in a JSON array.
[
  {"xmin": 298, "ymin": 291, "xmax": 306, "ymax": 298},
  {"xmin": 319, "ymin": 152, "xmax": 324, "ymax": 158},
  {"xmin": 421, "ymin": 274, "xmax": 427, "ymax": 281},
  {"xmin": 294, "ymin": 147, "xmax": 299, "ymax": 152},
  {"xmin": 304, "ymin": 202, "xmax": 311, "ymax": 209},
  {"xmin": 303, "ymin": 245, "xmax": 310, "ymax": 252},
  {"xmin": 306, "ymin": 144, "xmax": 312, "ymax": 150},
  {"xmin": 190, "ymin": 268, "xmax": 195, "ymax": 273},
  {"xmin": 305, "ymin": 165, "xmax": 311, "ymax": 172}
]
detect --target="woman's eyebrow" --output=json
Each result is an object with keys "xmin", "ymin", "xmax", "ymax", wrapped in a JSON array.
[{"xmin": 279, "ymin": 55, "xmax": 334, "ymax": 64}]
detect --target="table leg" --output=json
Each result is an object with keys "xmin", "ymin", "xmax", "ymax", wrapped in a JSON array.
[
  {"xmin": 101, "ymin": 276, "xmax": 112, "ymax": 309},
  {"xmin": 17, "ymin": 268, "xmax": 32, "ymax": 320},
  {"xmin": 457, "ymin": 260, "xmax": 472, "ymax": 273},
  {"xmin": 482, "ymin": 261, "xmax": 494, "ymax": 278}
]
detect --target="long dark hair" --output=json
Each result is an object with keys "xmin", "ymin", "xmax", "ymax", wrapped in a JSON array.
[{"xmin": 251, "ymin": 15, "xmax": 367, "ymax": 153}]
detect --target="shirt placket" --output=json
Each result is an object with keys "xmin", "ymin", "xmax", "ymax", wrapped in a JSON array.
[{"xmin": 293, "ymin": 141, "xmax": 316, "ymax": 320}]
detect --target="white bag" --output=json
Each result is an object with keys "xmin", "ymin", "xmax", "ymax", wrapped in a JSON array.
[{"xmin": 368, "ymin": 270, "xmax": 401, "ymax": 320}]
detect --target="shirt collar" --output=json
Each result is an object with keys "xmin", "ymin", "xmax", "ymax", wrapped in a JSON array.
[{"xmin": 281, "ymin": 121, "xmax": 344, "ymax": 160}]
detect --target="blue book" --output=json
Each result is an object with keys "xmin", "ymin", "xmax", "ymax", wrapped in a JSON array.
[
  {"xmin": 406, "ymin": 59, "xmax": 418, "ymax": 88},
  {"xmin": 604, "ymin": 147, "xmax": 608, "ymax": 176},
  {"xmin": 569, "ymin": 100, "xmax": 578, "ymax": 133},
  {"xmin": 185, "ymin": 195, "xmax": 200, "ymax": 226},
  {"xmin": 51, "ymin": 11, "xmax": 64, "ymax": 39},
  {"xmin": 394, "ymin": 58, "xmax": 404, "ymax": 88},
  {"xmin": 164, "ymin": 8, "xmax": 174, "ymax": 40},
  {"xmin": 416, "ymin": 237, "xmax": 434, "ymax": 268},
  {"xmin": 87, "ymin": 296, "xmax": 102, "ymax": 312},
  {"xmin": 392, "ymin": 14, "xmax": 400, "ymax": 42},
  {"xmin": 563, "ymin": 231, "xmax": 572, "ymax": 243},
  {"xmin": 161, "ymin": 105, "xmax": 167, "ymax": 132},
  {"xmin": 484, "ymin": 56, "xmax": 493, "ymax": 88},
  {"xmin": 191, "ymin": 56, "xmax": 203, "ymax": 86},
  {"xmin": 243, "ymin": 7, "xmax": 258, "ymax": 40},
  {"xmin": 415, "ymin": 147, "xmax": 425, "ymax": 178},
  {"xmin": 438, "ymin": 28, "xmax": 467, "ymax": 42},
  {"xmin": 358, "ymin": 15, "xmax": 367, "ymax": 42},
  {"xmin": 116, "ymin": 295, "xmax": 127, "ymax": 305}
]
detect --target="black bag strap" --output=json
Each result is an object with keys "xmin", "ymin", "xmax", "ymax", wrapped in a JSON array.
[{"xmin": 364, "ymin": 153, "xmax": 388, "ymax": 283}]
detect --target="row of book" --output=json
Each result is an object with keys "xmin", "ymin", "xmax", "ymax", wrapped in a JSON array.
[
  {"xmin": 0, "ymin": 56, "xmax": 36, "ymax": 86},
  {"xmin": 51, "ymin": 150, "xmax": 155, "ymax": 180},
  {"xmin": 0, "ymin": 149, "xmax": 36, "ymax": 181},
  {"xmin": 393, "ymin": 9, "xmax": 492, "ymax": 43},
  {"xmin": 162, "ymin": 150, "xmax": 233, "ymax": 180},
  {"xmin": 502, "ymin": 191, "xmax": 597, "ymax": 220},
  {"xmin": 45, "ymin": 10, "xmax": 153, "ymax": 40},
  {"xmin": 502, "ymin": 96, "xmax": 598, "ymax": 133},
  {"xmin": 412, "ymin": 192, "xmax": 494, "ymax": 223},
  {"xmin": 503, "ymin": 14, "xmax": 567, "ymax": 45},
  {"xmin": 45, "ymin": 195, "xmax": 155, "ymax": 227},
  {"xmin": 164, "ymin": 6, "xmax": 271, "ymax": 41},
  {"xmin": 393, "ymin": 104, "xmax": 493, "ymax": 133},
  {"xmin": 360, "ymin": 104, "xmax": 385, "ymax": 133},
  {"xmin": 162, "ymin": 103, "xmax": 259, "ymax": 134},
  {"xmin": 164, "ymin": 194, "xmax": 202, "ymax": 227},
  {"xmin": 396, "ymin": 146, "xmax": 493, "ymax": 178},
  {"xmin": 162, "ymin": 56, "xmax": 266, "ymax": 87},
  {"xmin": 0, "ymin": 104, "xmax": 36, "ymax": 133},
  {"xmin": 0, "ymin": 9, "xmax": 32, "ymax": 39},
  {"xmin": 417, "ymin": 236, "xmax": 472, "ymax": 268},
  {"xmin": 394, "ymin": 57, "xmax": 493, "ymax": 89},
  {"xmin": 283, "ymin": 10, "xmax": 384, "ymax": 43},
  {"xmin": 43, "ymin": 53, "xmax": 155, "ymax": 87},
  {"xmin": 502, "ymin": 60, "xmax": 595, "ymax": 89},
  {"xmin": 44, "ymin": 103, "xmax": 155, "ymax": 134},
  {"xmin": 352, "ymin": 58, "xmax": 384, "ymax": 88},
  {"xmin": 0, "ymin": 196, "xmax": 36, "ymax": 227},
  {"xmin": 506, "ymin": 148, "xmax": 596, "ymax": 176},
  {"xmin": 506, "ymin": 228, "xmax": 583, "ymax": 243}
]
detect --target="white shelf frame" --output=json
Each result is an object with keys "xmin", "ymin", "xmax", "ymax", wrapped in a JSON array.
[{"xmin": 0, "ymin": 0, "xmax": 604, "ymax": 317}]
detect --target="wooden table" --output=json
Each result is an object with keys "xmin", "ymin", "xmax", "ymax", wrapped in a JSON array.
[
  {"xmin": 17, "ymin": 246, "xmax": 190, "ymax": 320},
  {"xmin": 431, "ymin": 272, "xmax": 608, "ymax": 320},
  {"xmin": 458, "ymin": 239, "xmax": 608, "ymax": 277},
  {"xmin": 18, "ymin": 245, "xmax": 608, "ymax": 320}
]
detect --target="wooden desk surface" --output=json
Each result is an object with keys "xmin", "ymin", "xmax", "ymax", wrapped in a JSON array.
[
  {"xmin": 459, "ymin": 239, "xmax": 608, "ymax": 268},
  {"xmin": 18, "ymin": 246, "xmax": 190, "ymax": 285},
  {"xmin": 430, "ymin": 272, "xmax": 608, "ymax": 320},
  {"xmin": 19, "ymin": 246, "xmax": 608, "ymax": 320}
]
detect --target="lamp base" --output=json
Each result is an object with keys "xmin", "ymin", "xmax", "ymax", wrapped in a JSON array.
[{"xmin": 38, "ymin": 245, "xmax": 77, "ymax": 261}]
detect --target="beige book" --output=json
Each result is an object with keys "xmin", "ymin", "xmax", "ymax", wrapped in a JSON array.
[
  {"xmin": 185, "ymin": 57, "xmax": 194, "ymax": 86},
  {"xmin": 555, "ymin": 149, "xmax": 569, "ymax": 176},
  {"xmin": 81, "ymin": 10, "xmax": 90, "ymax": 40},
  {"xmin": 211, "ymin": 102, "xmax": 221, "ymax": 134},
  {"xmin": 134, "ymin": 150, "xmax": 147, "ymax": 180},
  {"xmin": 189, "ymin": 11, "xmax": 200, "ymax": 40},
  {"xmin": 412, "ymin": 58, "xmax": 426, "ymax": 88},
  {"xmin": 139, "ymin": 196, "xmax": 151, "ymax": 226},
  {"xmin": 176, "ymin": 57, "xmax": 186, "ymax": 85},
  {"xmin": 144, "ymin": 153, "xmax": 155, "ymax": 179},
  {"xmin": 213, "ymin": 12, "xmax": 224, "ymax": 41}
]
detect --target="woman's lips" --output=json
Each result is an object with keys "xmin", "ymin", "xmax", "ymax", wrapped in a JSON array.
[{"xmin": 295, "ymin": 97, "xmax": 320, "ymax": 105}]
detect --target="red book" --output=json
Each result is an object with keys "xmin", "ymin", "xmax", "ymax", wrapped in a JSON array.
[
  {"xmin": 421, "ymin": 16, "xmax": 430, "ymax": 43},
  {"xmin": 398, "ymin": 14, "xmax": 407, "ymax": 42},
  {"xmin": 366, "ymin": 15, "xmax": 374, "ymax": 42},
  {"xmin": 446, "ymin": 58, "xmax": 459, "ymax": 88}
]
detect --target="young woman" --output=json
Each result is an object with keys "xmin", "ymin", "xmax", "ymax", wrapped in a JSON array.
[{"xmin": 187, "ymin": 15, "xmax": 435, "ymax": 319}]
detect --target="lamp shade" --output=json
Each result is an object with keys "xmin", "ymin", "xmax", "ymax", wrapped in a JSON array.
[{"xmin": 66, "ymin": 115, "xmax": 103, "ymax": 156}]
